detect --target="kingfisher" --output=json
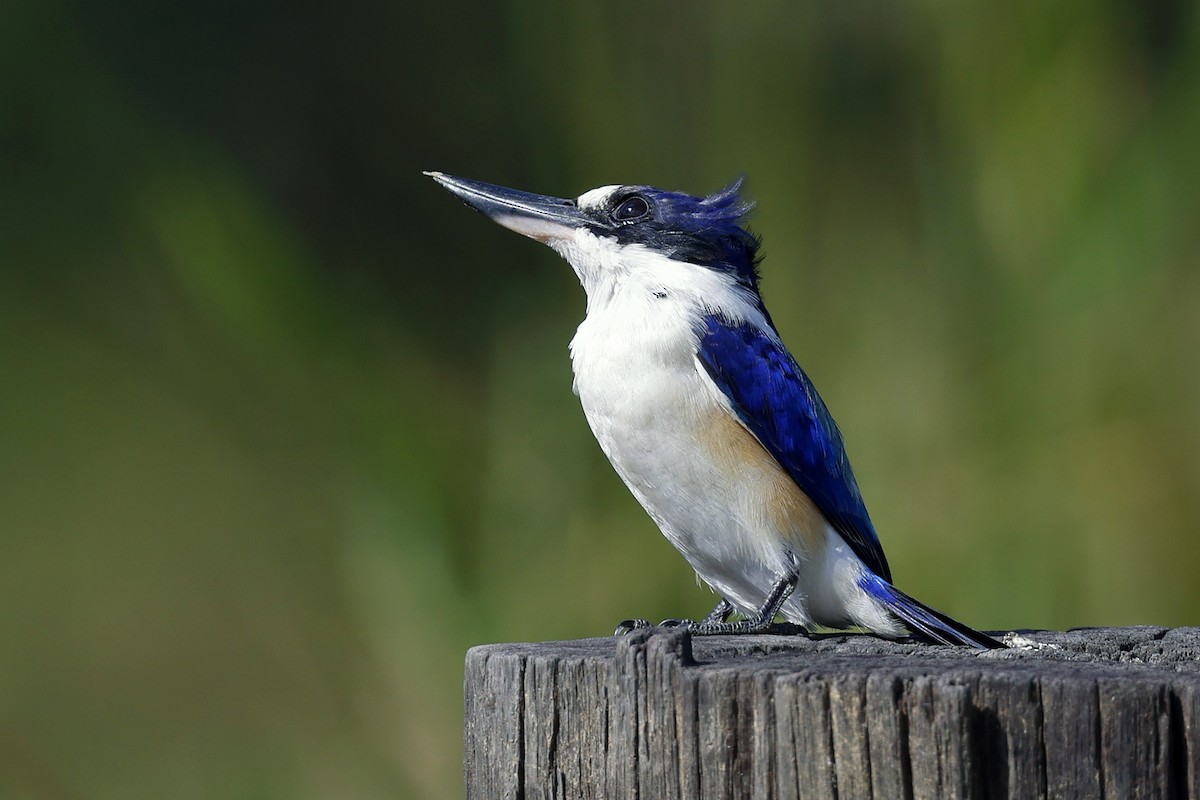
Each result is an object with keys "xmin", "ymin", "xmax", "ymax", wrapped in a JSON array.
[{"xmin": 428, "ymin": 171, "xmax": 1002, "ymax": 649}]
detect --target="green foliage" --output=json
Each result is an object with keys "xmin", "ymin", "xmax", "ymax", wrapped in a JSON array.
[{"xmin": 2, "ymin": 0, "xmax": 1198, "ymax": 797}]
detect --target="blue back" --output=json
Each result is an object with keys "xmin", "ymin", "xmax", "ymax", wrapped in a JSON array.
[{"xmin": 696, "ymin": 315, "xmax": 892, "ymax": 582}]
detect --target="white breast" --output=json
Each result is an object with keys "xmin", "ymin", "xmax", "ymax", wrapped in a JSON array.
[{"xmin": 567, "ymin": 252, "xmax": 838, "ymax": 623}]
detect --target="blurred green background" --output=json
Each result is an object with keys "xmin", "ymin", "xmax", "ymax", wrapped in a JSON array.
[{"xmin": 3, "ymin": 0, "xmax": 1199, "ymax": 797}]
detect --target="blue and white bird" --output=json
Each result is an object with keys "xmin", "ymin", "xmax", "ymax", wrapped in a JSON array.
[{"xmin": 428, "ymin": 171, "xmax": 1002, "ymax": 649}]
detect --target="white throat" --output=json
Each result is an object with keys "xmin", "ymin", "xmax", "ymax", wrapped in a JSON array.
[{"xmin": 551, "ymin": 226, "xmax": 760, "ymax": 323}]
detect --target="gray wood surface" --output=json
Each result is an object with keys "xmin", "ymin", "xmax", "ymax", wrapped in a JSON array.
[{"xmin": 463, "ymin": 626, "xmax": 1200, "ymax": 799}]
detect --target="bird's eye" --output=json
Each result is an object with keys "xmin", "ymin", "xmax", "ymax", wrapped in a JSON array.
[{"xmin": 611, "ymin": 194, "xmax": 652, "ymax": 223}]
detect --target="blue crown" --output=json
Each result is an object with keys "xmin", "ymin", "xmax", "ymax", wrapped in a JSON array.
[{"xmin": 603, "ymin": 178, "xmax": 762, "ymax": 292}]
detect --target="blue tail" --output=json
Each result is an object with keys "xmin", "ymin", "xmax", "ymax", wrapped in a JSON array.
[{"xmin": 860, "ymin": 573, "xmax": 1003, "ymax": 649}]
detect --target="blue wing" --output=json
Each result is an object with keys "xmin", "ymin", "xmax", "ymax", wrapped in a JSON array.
[{"xmin": 696, "ymin": 314, "xmax": 892, "ymax": 582}]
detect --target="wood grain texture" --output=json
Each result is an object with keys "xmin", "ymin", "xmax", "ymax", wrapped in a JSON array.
[{"xmin": 464, "ymin": 627, "xmax": 1200, "ymax": 799}]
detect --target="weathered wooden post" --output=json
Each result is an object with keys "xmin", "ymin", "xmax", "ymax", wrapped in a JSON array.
[{"xmin": 464, "ymin": 626, "xmax": 1200, "ymax": 799}]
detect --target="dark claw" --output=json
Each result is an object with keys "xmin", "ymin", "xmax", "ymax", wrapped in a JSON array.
[
  {"xmin": 614, "ymin": 618, "xmax": 652, "ymax": 635},
  {"xmin": 657, "ymin": 618, "xmax": 695, "ymax": 628}
]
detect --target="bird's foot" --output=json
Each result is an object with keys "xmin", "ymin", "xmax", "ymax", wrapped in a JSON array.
[
  {"xmin": 613, "ymin": 590, "xmax": 790, "ymax": 637},
  {"xmin": 700, "ymin": 598, "xmax": 734, "ymax": 625},
  {"xmin": 687, "ymin": 575, "xmax": 798, "ymax": 636},
  {"xmin": 688, "ymin": 616, "xmax": 774, "ymax": 636},
  {"xmin": 614, "ymin": 617, "xmax": 693, "ymax": 635},
  {"xmin": 613, "ymin": 616, "xmax": 770, "ymax": 636},
  {"xmin": 615, "ymin": 616, "xmax": 810, "ymax": 636},
  {"xmin": 657, "ymin": 618, "xmax": 694, "ymax": 628}
]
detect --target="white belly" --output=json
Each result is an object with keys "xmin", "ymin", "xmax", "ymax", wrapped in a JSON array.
[{"xmin": 569, "ymin": 298, "xmax": 833, "ymax": 624}]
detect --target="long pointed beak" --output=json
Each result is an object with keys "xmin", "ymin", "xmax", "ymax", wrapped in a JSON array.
[{"xmin": 425, "ymin": 172, "xmax": 588, "ymax": 243}]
